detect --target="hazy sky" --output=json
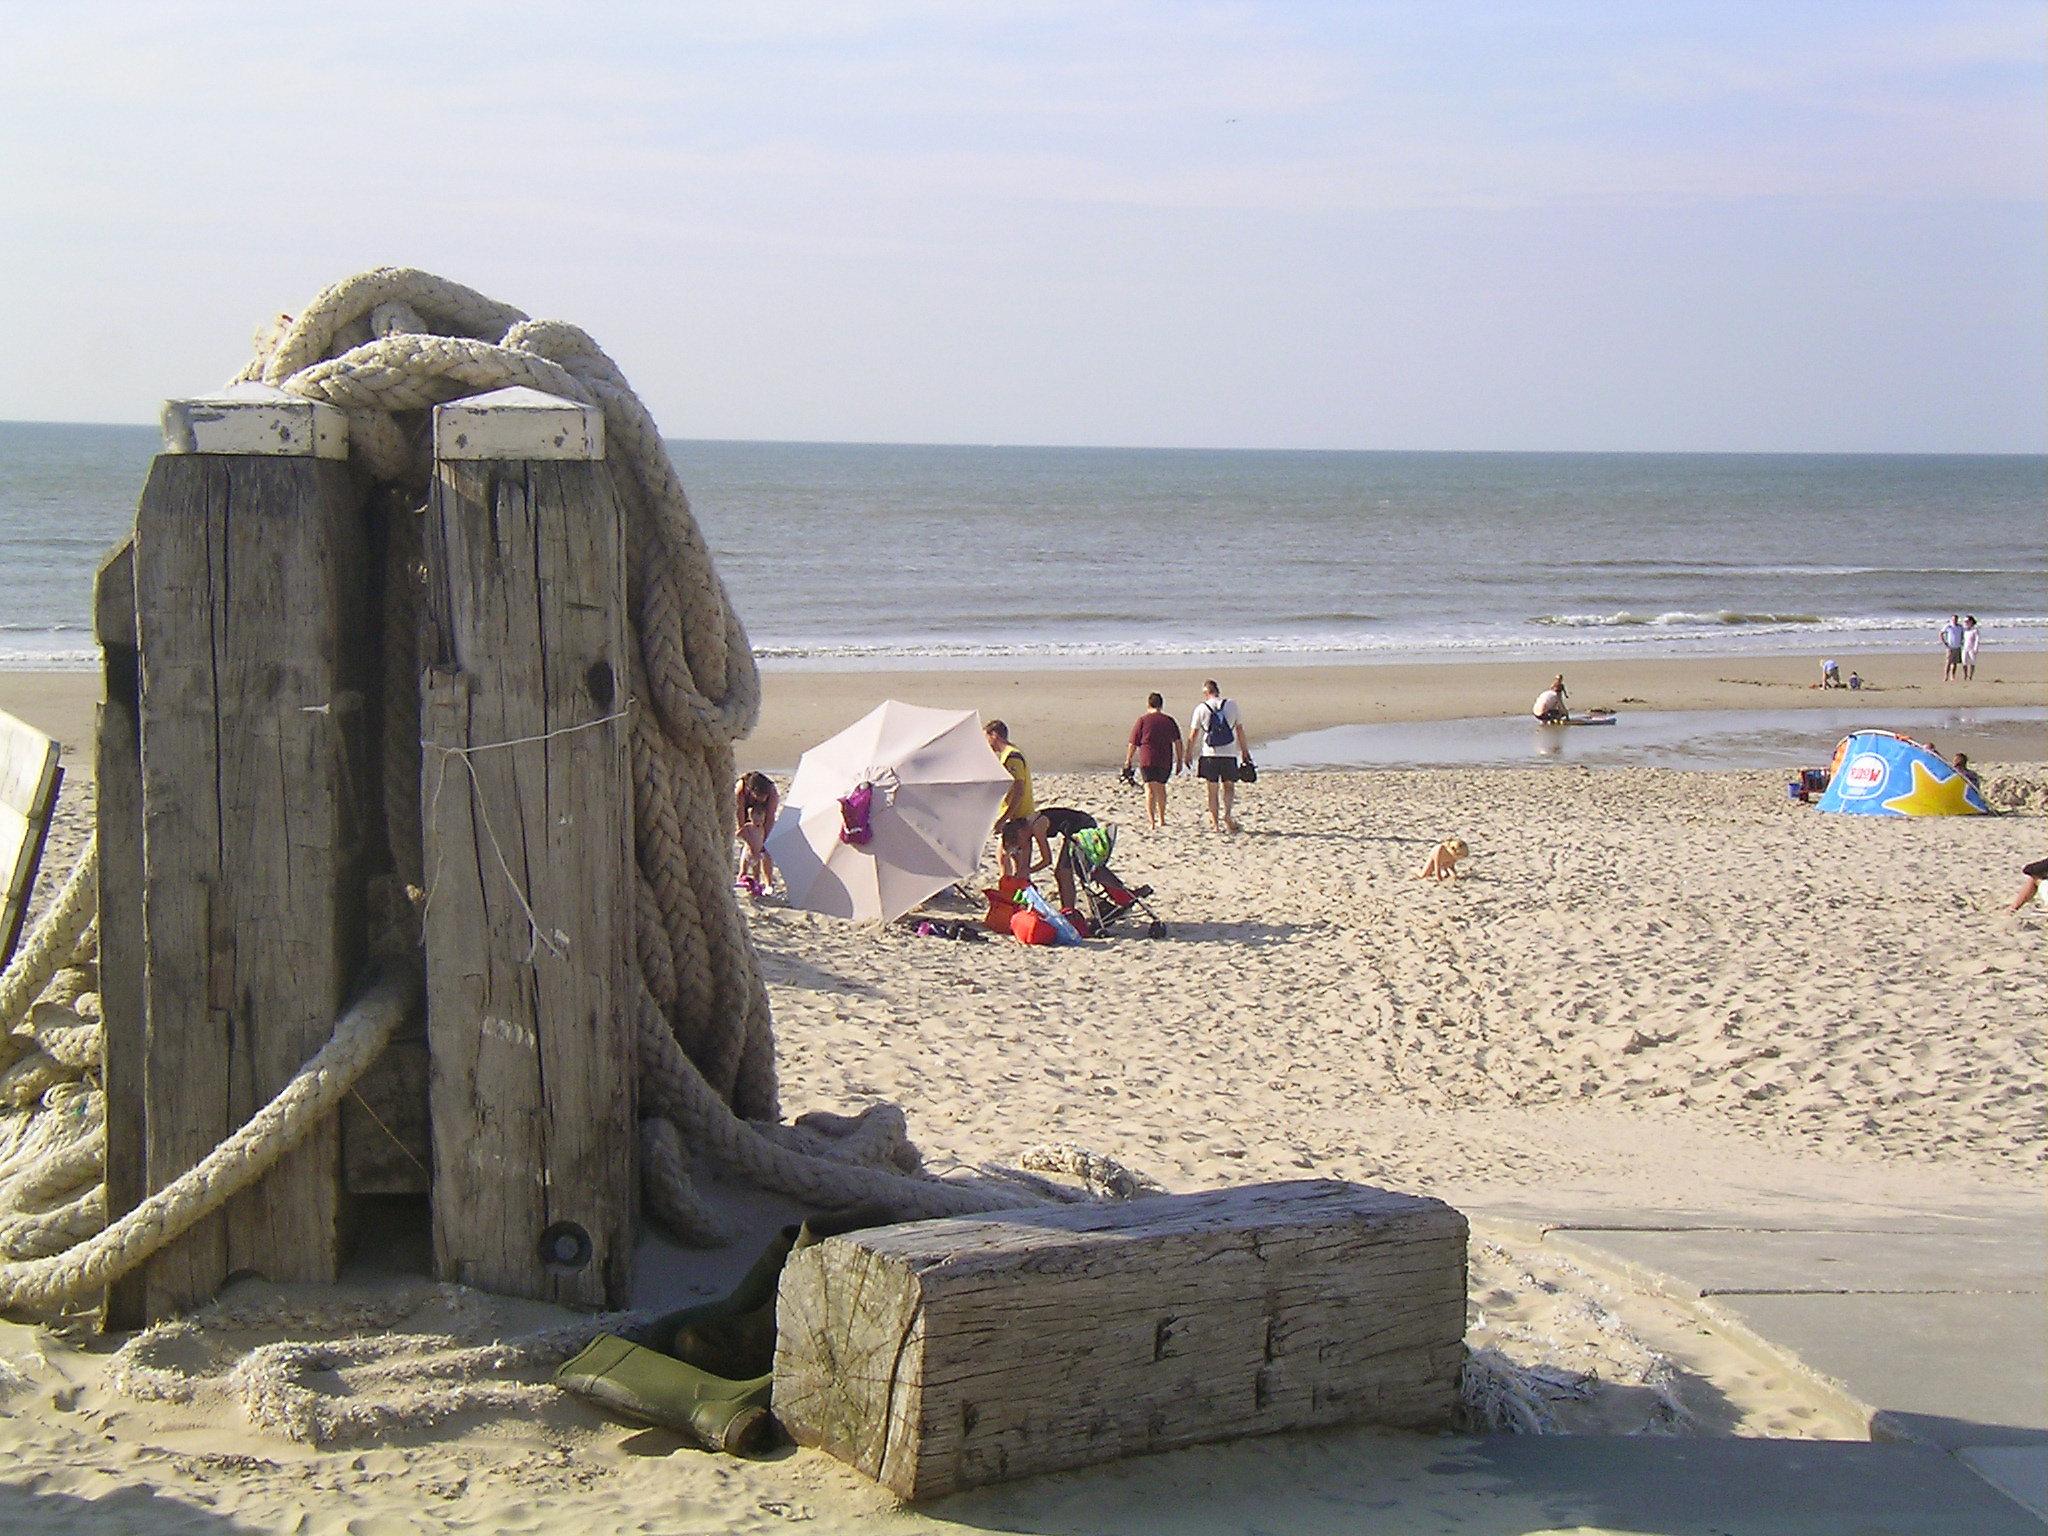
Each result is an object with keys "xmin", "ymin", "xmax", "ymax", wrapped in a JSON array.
[{"xmin": 2, "ymin": 2, "xmax": 2042, "ymax": 451}]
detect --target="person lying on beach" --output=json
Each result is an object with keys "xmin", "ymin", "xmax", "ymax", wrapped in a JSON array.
[
  {"xmin": 733, "ymin": 771, "xmax": 779, "ymax": 895},
  {"xmin": 2010, "ymin": 857, "xmax": 2048, "ymax": 913},
  {"xmin": 1412, "ymin": 837, "xmax": 1469, "ymax": 881}
]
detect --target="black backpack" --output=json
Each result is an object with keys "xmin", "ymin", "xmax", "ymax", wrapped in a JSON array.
[{"xmin": 1204, "ymin": 700, "xmax": 1234, "ymax": 750}]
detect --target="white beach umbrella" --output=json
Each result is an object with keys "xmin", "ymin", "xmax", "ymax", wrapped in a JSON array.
[{"xmin": 765, "ymin": 701, "xmax": 1014, "ymax": 922}]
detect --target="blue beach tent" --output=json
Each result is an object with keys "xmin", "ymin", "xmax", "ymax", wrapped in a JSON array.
[{"xmin": 1815, "ymin": 730, "xmax": 1989, "ymax": 817}]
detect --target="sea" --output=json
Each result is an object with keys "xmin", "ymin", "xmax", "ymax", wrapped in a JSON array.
[{"xmin": 2, "ymin": 421, "xmax": 2042, "ymax": 671}]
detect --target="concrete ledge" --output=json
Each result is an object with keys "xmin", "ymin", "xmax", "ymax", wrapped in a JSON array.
[
  {"xmin": 433, "ymin": 386, "xmax": 602, "ymax": 461},
  {"xmin": 162, "ymin": 382, "xmax": 347, "ymax": 459}
]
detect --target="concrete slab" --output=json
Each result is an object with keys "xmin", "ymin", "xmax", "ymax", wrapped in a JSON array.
[
  {"xmin": 909, "ymin": 1431, "xmax": 2047, "ymax": 1535},
  {"xmin": 1549, "ymin": 1226, "xmax": 2047, "ymax": 1298},
  {"xmin": 1964, "ymin": 1446, "xmax": 2048, "ymax": 1523},
  {"xmin": 1706, "ymin": 1291, "xmax": 2047, "ymax": 1450},
  {"xmin": 1474, "ymin": 1197, "xmax": 2028, "ymax": 1237}
]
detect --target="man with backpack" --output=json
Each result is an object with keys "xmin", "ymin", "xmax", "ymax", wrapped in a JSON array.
[{"xmin": 1187, "ymin": 680, "xmax": 1250, "ymax": 833}]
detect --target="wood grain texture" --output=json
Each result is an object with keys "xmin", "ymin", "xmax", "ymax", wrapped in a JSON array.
[
  {"xmin": 772, "ymin": 1179, "xmax": 1468, "ymax": 1500},
  {"xmin": 419, "ymin": 457, "xmax": 635, "ymax": 1309},
  {"xmin": 93, "ymin": 540, "xmax": 148, "ymax": 1328},
  {"xmin": 0, "ymin": 707, "xmax": 61, "ymax": 968},
  {"xmin": 342, "ymin": 1034, "xmax": 430, "ymax": 1195},
  {"xmin": 132, "ymin": 454, "xmax": 370, "ymax": 1318}
]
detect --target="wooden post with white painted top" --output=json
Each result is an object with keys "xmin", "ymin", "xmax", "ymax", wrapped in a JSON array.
[
  {"xmin": 130, "ymin": 383, "xmax": 370, "ymax": 1319},
  {"xmin": 418, "ymin": 386, "xmax": 636, "ymax": 1310}
]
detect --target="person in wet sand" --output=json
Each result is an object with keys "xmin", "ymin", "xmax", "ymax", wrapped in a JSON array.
[
  {"xmin": 1123, "ymin": 692, "xmax": 1185, "ymax": 827},
  {"xmin": 1188, "ymin": 680, "xmax": 1249, "ymax": 833},
  {"xmin": 1533, "ymin": 674, "xmax": 1570, "ymax": 723},
  {"xmin": 1940, "ymin": 614, "xmax": 1965, "ymax": 682},
  {"xmin": 986, "ymin": 719, "xmax": 1036, "ymax": 880}
]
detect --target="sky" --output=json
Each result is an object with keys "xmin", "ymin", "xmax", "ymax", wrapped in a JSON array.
[{"xmin": 1, "ymin": 2, "xmax": 2043, "ymax": 452}]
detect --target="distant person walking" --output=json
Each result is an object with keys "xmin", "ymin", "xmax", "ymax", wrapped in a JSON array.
[
  {"xmin": 1962, "ymin": 616, "xmax": 1981, "ymax": 681},
  {"xmin": 1188, "ymin": 680, "xmax": 1249, "ymax": 833},
  {"xmin": 1123, "ymin": 692, "xmax": 1185, "ymax": 827},
  {"xmin": 1940, "ymin": 614, "xmax": 1966, "ymax": 682}
]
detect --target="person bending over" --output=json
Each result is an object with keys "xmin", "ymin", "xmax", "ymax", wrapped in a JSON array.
[
  {"xmin": 733, "ymin": 771, "xmax": 779, "ymax": 895},
  {"xmin": 1533, "ymin": 674, "xmax": 1570, "ymax": 723}
]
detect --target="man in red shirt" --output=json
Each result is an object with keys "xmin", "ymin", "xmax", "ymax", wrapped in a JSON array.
[{"xmin": 1122, "ymin": 692, "xmax": 1186, "ymax": 828}]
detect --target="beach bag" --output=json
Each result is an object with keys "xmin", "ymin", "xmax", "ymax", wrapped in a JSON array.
[
  {"xmin": 1011, "ymin": 908, "xmax": 1057, "ymax": 946},
  {"xmin": 1238, "ymin": 755, "xmax": 1258, "ymax": 784},
  {"xmin": 1203, "ymin": 701, "xmax": 1234, "ymax": 750},
  {"xmin": 982, "ymin": 876, "xmax": 1028, "ymax": 933},
  {"xmin": 1020, "ymin": 884, "xmax": 1084, "ymax": 945},
  {"xmin": 838, "ymin": 781, "xmax": 875, "ymax": 846}
]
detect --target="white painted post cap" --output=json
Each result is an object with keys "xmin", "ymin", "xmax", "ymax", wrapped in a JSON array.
[
  {"xmin": 433, "ymin": 387, "xmax": 603, "ymax": 462},
  {"xmin": 161, "ymin": 382, "xmax": 348, "ymax": 459}
]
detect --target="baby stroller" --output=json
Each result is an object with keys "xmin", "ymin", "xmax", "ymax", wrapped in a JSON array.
[{"xmin": 1059, "ymin": 822, "xmax": 1165, "ymax": 939}]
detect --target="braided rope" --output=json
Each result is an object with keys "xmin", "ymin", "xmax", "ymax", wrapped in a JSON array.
[{"xmin": 0, "ymin": 268, "xmax": 1031, "ymax": 1311}]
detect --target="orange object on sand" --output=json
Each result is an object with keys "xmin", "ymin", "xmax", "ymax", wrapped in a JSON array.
[
  {"xmin": 983, "ymin": 876, "xmax": 1029, "ymax": 933},
  {"xmin": 1010, "ymin": 908, "xmax": 1057, "ymax": 946}
]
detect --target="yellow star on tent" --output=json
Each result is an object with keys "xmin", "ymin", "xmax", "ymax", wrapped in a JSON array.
[{"xmin": 1881, "ymin": 759, "xmax": 1983, "ymax": 817}]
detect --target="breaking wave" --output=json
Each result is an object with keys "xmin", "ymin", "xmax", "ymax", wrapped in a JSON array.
[{"xmin": 1532, "ymin": 611, "xmax": 1823, "ymax": 628}]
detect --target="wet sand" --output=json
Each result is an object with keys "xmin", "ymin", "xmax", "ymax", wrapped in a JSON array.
[{"xmin": 4, "ymin": 647, "xmax": 2042, "ymax": 778}]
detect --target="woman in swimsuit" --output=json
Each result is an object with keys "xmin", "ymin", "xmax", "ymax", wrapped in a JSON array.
[{"xmin": 733, "ymin": 771, "xmax": 779, "ymax": 895}]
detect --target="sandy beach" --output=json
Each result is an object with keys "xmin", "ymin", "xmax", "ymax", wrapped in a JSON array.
[{"xmin": 4, "ymin": 692, "xmax": 2042, "ymax": 1529}]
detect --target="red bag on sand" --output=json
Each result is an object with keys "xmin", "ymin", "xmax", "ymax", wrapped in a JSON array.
[
  {"xmin": 1010, "ymin": 908, "xmax": 1057, "ymax": 946},
  {"xmin": 983, "ymin": 875, "xmax": 1030, "ymax": 933}
]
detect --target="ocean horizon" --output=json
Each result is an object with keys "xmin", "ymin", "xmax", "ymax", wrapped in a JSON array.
[{"xmin": 2, "ymin": 420, "xmax": 2042, "ymax": 672}]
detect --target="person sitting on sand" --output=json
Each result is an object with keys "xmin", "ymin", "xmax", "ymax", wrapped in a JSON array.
[
  {"xmin": 2010, "ymin": 857, "xmax": 2048, "ymax": 913},
  {"xmin": 1952, "ymin": 753, "xmax": 1981, "ymax": 790},
  {"xmin": 1123, "ymin": 693, "xmax": 1184, "ymax": 828},
  {"xmin": 733, "ymin": 771, "xmax": 778, "ymax": 895},
  {"xmin": 1533, "ymin": 675, "xmax": 1569, "ymax": 723},
  {"xmin": 986, "ymin": 719, "xmax": 1036, "ymax": 880}
]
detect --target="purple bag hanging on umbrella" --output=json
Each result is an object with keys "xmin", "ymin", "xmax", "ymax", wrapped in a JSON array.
[{"xmin": 839, "ymin": 780, "xmax": 876, "ymax": 846}]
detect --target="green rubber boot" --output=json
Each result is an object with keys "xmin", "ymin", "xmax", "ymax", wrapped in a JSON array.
[{"xmin": 555, "ymin": 1334, "xmax": 775, "ymax": 1454}]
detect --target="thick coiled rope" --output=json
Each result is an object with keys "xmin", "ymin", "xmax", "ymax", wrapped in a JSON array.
[{"xmin": 0, "ymin": 269, "xmax": 1033, "ymax": 1313}]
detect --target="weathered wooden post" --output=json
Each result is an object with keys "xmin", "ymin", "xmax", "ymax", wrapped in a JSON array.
[
  {"xmin": 130, "ymin": 382, "xmax": 371, "ymax": 1319},
  {"xmin": 93, "ymin": 542, "xmax": 147, "ymax": 1327},
  {"xmin": 773, "ymin": 1180, "xmax": 1470, "ymax": 1499},
  {"xmin": 418, "ymin": 386, "xmax": 636, "ymax": 1310}
]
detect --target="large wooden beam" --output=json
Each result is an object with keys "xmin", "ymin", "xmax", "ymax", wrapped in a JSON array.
[
  {"xmin": 419, "ymin": 386, "xmax": 635, "ymax": 1310},
  {"xmin": 93, "ymin": 540, "xmax": 147, "ymax": 1328},
  {"xmin": 772, "ymin": 1179, "xmax": 1469, "ymax": 1500},
  {"xmin": 132, "ymin": 387, "xmax": 369, "ymax": 1318}
]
